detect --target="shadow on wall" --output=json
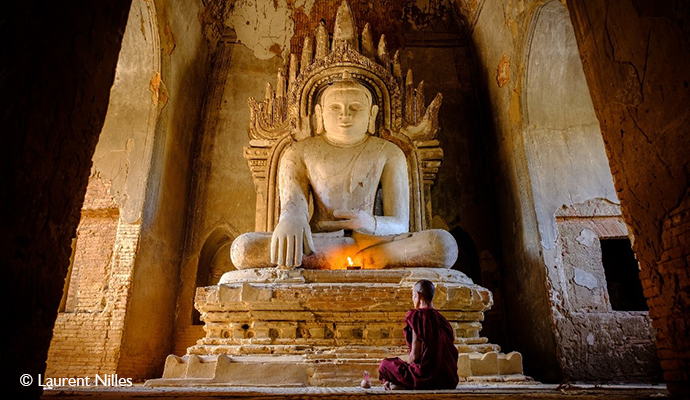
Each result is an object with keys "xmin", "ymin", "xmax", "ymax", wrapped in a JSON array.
[{"xmin": 450, "ymin": 226, "xmax": 481, "ymax": 283}]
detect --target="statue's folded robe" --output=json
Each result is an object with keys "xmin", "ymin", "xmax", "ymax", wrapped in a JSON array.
[{"xmin": 378, "ymin": 308, "xmax": 459, "ymax": 390}]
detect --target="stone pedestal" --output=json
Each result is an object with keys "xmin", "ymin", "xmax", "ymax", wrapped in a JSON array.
[{"xmin": 147, "ymin": 268, "xmax": 527, "ymax": 387}]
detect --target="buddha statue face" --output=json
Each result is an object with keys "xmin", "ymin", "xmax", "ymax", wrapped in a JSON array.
[{"xmin": 315, "ymin": 79, "xmax": 379, "ymax": 145}]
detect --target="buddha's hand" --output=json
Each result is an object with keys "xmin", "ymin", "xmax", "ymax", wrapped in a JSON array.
[
  {"xmin": 318, "ymin": 209, "xmax": 376, "ymax": 234},
  {"xmin": 271, "ymin": 215, "xmax": 315, "ymax": 267}
]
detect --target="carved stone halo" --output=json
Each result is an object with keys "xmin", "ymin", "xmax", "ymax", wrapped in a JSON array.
[{"xmin": 248, "ymin": 0, "xmax": 441, "ymax": 142}]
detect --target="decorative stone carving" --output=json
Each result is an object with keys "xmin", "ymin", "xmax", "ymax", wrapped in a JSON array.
[{"xmin": 149, "ymin": 269, "xmax": 527, "ymax": 387}]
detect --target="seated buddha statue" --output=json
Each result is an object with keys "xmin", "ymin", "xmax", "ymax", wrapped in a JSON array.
[{"xmin": 231, "ymin": 72, "xmax": 458, "ymax": 270}]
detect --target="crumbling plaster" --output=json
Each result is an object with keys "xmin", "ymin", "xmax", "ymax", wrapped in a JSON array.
[
  {"xmin": 553, "ymin": 201, "xmax": 660, "ymax": 381},
  {"xmin": 90, "ymin": 0, "xmax": 161, "ymax": 224},
  {"xmin": 227, "ymin": 0, "xmax": 297, "ymax": 60}
]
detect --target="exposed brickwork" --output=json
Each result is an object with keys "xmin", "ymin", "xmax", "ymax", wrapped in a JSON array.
[
  {"xmin": 173, "ymin": 326, "xmax": 206, "ymax": 357},
  {"xmin": 64, "ymin": 213, "xmax": 118, "ymax": 312},
  {"xmin": 645, "ymin": 190, "xmax": 690, "ymax": 387},
  {"xmin": 47, "ymin": 177, "xmax": 142, "ymax": 379}
]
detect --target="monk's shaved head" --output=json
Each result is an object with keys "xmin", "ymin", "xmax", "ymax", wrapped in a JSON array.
[{"xmin": 414, "ymin": 279, "xmax": 435, "ymax": 302}]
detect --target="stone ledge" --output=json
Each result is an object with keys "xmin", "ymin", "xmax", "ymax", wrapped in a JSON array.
[{"xmin": 148, "ymin": 352, "xmax": 530, "ymax": 387}]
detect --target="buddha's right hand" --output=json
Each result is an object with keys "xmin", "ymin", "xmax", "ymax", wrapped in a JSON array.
[{"xmin": 270, "ymin": 215, "xmax": 315, "ymax": 267}]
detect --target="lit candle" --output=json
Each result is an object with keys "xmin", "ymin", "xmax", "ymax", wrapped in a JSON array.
[{"xmin": 346, "ymin": 257, "xmax": 361, "ymax": 270}]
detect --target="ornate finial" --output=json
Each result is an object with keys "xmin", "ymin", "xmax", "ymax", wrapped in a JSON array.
[
  {"xmin": 377, "ymin": 34, "xmax": 389, "ymax": 67},
  {"xmin": 415, "ymin": 81, "xmax": 426, "ymax": 124},
  {"xmin": 315, "ymin": 22, "xmax": 329, "ymax": 60},
  {"xmin": 301, "ymin": 36, "xmax": 313, "ymax": 68},
  {"xmin": 277, "ymin": 68, "xmax": 286, "ymax": 99},
  {"xmin": 405, "ymin": 69, "xmax": 414, "ymax": 123},
  {"xmin": 289, "ymin": 54, "xmax": 298, "ymax": 89},
  {"xmin": 393, "ymin": 50, "xmax": 402, "ymax": 79},
  {"xmin": 265, "ymin": 82, "xmax": 272, "ymax": 98},
  {"xmin": 333, "ymin": 0, "xmax": 358, "ymax": 50},
  {"xmin": 361, "ymin": 23, "xmax": 375, "ymax": 59}
]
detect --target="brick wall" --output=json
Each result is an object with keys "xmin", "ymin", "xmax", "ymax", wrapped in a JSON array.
[
  {"xmin": 46, "ymin": 178, "xmax": 141, "ymax": 379},
  {"xmin": 173, "ymin": 326, "xmax": 206, "ymax": 356},
  {"xmin": 645, "ymin": 190, "xmax": 690, "ymax": 386},
  {"xmin": 63, "ymin": 212, "xmax": 118, "ymax": 312}
]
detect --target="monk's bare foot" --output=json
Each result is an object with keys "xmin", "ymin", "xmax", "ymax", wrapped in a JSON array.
[{"xmin": 383, "ymin": 381, "xmax": 404, "ymax": 390}]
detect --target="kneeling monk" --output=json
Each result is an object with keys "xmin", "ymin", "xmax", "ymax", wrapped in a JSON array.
[{"xmin": 378, "ymin": 280, "xmax": 459, "ymax": 390}]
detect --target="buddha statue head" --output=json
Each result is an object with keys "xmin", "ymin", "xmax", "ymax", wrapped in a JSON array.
[{"xmin": 314, "ymin": 71, "xmax": 379, "ymax": 145}]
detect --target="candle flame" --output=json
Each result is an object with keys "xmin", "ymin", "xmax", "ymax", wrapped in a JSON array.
[{"xmin": 347, "ymin": 257, "xmax": 353, "ymax": 267}]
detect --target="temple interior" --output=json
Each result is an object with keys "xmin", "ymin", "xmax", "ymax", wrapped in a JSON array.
[{"xmin": 2, "ymin": 0, "xmax": 688, "ymax": 399}]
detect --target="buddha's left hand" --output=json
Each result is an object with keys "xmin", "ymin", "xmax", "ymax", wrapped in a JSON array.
[{"xmin": 318, "ymin": 209, "xmax": 376, "ymax": 234}]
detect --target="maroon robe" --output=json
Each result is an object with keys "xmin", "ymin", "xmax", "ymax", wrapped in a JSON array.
[{"xmin": 378, "ymin": 307, "xmax": 459, "ymax": 390}]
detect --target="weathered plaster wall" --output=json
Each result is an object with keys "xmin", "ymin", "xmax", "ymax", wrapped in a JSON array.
[
  {"xmin": 0, "ymin": 0, "xmax": 132, "ymax": 397},
  {"xmin": 173, "ymin": 42, "xmax": 279, "ymax": 351},
  {"xmin": 46, "ymin": 0, "xmax": 161, "ymax": 378},
  {"xmin": 523, "ymin": 2, "xmax": 657, "ymax": 382},
  {"xmin": 470, "ymin": 0, "xmax": 563, "ymax": 382},
  {"xmin": 227, "ymin": 0, "xmax": 296, "ymax": 59},
  {"xmin": 553, "ymin": 200, "xmax": 660, "ymax": 381},
  {"xmin": 116, "ymin": 0, "xmax": 210, "ymax": 380},
  {"xmin": 90, "ymin": 0, "xmax": 161, "ymax": 225},
  {"xmin": 469, "ymin": 0, "xmax": 658, "ymax": 383},
  {"xmin": 566, "ymin": 0, "xmax": 690, "ymax": 394},
  {"xmin": 523, "ymin": 2, "xmax": 617, "ymax": 249}
]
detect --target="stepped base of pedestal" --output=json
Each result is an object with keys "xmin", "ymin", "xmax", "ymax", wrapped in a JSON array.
[
  {"xmin": 146, "ymin": 351, "xmax": 529, "ymax": 387},
  {"xmin": 147, "ymin": 268, "xmax": 530, "ymax": 387}
]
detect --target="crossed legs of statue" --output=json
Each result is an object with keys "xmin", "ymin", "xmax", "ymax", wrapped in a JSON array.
[{"xmin": 230, "ymin": 229, "xmax": 458, "ymax": 270}]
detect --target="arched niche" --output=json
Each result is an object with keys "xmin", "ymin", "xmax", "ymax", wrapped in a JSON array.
[
  {"xmin": 522, "ymin": 0, "xmax": 617, "ymax": 249},
  {"xmin": 193, "ymin": 228, "xmax": 236, "ymax": 325},
  {"xmin": 449, "ymin": 226, "xmax": 481, "ymax": 284}
]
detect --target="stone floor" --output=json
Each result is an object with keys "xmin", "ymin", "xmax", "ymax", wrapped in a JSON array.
[{"xmin": 42, "ymin": 383, "xmax": 669, "ymax": 399}]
